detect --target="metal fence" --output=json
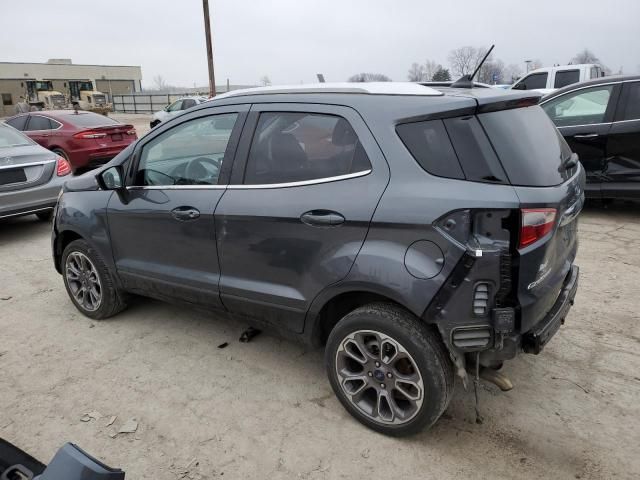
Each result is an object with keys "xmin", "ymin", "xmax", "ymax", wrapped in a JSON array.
[{"xmin": 112, "ymin": 93, "xmax": 204, "ymax": 114}]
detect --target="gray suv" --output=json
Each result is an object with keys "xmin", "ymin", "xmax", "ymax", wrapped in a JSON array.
[{"xmin": 52, "ymin": 83, "xmax": 583, "ymax": 436}]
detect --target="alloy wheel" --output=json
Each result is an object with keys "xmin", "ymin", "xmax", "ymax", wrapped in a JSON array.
[
  {"xmin": 65, "ymin": 252, "xmax": 102, "ymax": 312},
  {"xmin": 335, "ymin": 330, "xmax": 424, "ymax": 425}
]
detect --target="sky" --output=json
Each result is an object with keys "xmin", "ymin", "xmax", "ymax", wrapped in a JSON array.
[{"xmin": 2, "ymin": 0, "xmax": 639, "ymax": 88}]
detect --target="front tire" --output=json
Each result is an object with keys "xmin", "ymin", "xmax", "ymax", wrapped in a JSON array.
[
  {"xmin": 61, "ymin": 239, "xmax": 127, "ymax": 320},
  {"xmin": 325, "ymin": 303, "xmax": 454, "ymax": 436}
]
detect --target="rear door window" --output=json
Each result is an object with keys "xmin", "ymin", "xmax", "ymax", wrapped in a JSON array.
[
  {"xmin": 542, "ymin": 85, "xmax": 613, "ymax": 127},
  {"xmin": 243, "ymin": 112, "xmax": 371, "ymax": 185},
  {"xmin": 478, "ymin": 106, "xmax": 573, "ymax": 186},
  {"xmin": 182, "ymin": 99, "xmax": 197, "ymax": 109},
  {"xmin": 25, "ymin": 115, "xmax": 52, "ymax": 131},
  {"xmin": 620, "ymin": 82, "xmax": 640, "ymax": 121},
  {"xmin": 554, "ymin": 70, "xmax": 580, "ymax": 88},
  {"xmin": 513, "ymin": 73, "xmax": 548, "ymax": 90}
]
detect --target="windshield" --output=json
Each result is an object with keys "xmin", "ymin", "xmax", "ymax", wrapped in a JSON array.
[
  {"xmin": 64, "ymin": 113, "xmax": 119, "ymax": 128},
  {"xmin": 0, "ymin": 125, "xmax": 33, "ymax": 147}
]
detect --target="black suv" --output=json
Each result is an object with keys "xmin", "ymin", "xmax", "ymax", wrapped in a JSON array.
[
  {"xmin": 52, "ymin": 83, "xmax": 583, "ymax": 436},
  {"xmin": 541, "ymin": 75, "xmax": 640, "ymax": 200}
]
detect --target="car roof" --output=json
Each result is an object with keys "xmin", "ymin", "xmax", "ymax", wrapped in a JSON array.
[
  {"xmin": 542, "ymin": 74, "xmax": 640, "ymax": 102},
  {"xmin": 213, "ymin": 82, "xmax": 444, "ymax": 100}
]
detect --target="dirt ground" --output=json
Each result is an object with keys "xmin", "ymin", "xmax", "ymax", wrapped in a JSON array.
[{"xmin": 1, "ymin": 124, "xmax": 639, "ymax": 478}]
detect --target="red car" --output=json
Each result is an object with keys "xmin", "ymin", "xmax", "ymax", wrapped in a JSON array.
[{"xmin": 4, "ymin": 110, "xmax": 137, "ymax": 173}]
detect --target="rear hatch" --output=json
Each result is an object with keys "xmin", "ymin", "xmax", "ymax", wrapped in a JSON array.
[
  {"xmin": 0, "ymin": 145, "xmax": 56, "ymax": 193},
  {"xmin": 476, "ymin": 104, "xmax": 584, "ymax": 332}
]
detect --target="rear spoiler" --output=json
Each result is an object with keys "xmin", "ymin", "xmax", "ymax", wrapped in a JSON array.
[{"xmin": 475, "ymin": 94, "xmax": 541, "ymax": 114}]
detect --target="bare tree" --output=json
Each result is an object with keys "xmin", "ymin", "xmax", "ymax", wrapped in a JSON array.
[
  {"xmin": 448, "ymin": 46, "xmax": 480, "ymax": 77},
  {"xmin": 260, "ymin": 75, "xmax": 272, "ymax": 86},
  {"xmin": 572, "ymin": 49, "xmax": 600, "ymax": 64},
  {"xmin": 407, "ymin": 63, "xmax": 426, "ymax": 82},
  {"xmin": 348, "ymin": 73, "xmax": 392, "ymax": 82},
  {"xmin": 424, "ymin": 60, "xmax": 439, "ymax": 81},
  {"xmin": 478, "ymin": 58, "xmax": 505, "ymax": 84},
  {"xmin": 153, "ymin": 75, "xmax": 168, "ymax": 91}
]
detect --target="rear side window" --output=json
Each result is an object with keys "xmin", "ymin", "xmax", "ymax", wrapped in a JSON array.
[
  {"xmin": 5, "ymin": 116, "xmax": 27, "ymax": 131},
  {"xmin": 25, "ymin": 116, "xmax": 52, "ymax": 131},
  {"xmin": 554, "ymin": 70, "xmax": 580, "ymax": 88},
  {"xmin": 244, "ymin": 112, "xmax": 371, "ymax": 185},
  {"xmin": 478, "ymin": 106, "xmax": 573, "ymax": 186},
  {"xmin": 65, "ymin": 113, "xmax": 119, "ymax": 128},
  {"xmin": 621, "ymin": 82, "xmax": 640, "ymax": 121},
  {"xmin": 396, "ymin": 120, "xmax": 463, "ymax": 179},
  {"xmin": 513, "ymin": 73, "xmax": 548, "ymax": 90}
]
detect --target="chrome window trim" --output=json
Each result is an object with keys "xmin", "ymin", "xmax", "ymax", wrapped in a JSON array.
[
  {"xmin": 0, "ymin": 159, "xmax": 56, "ymax": 170},
  {"xmin": 539, "ymin": 81, "xmax": 621, "ymax": 105},
  {"xmin": 126, "ymin": 184, "xmax": 227, "ymax": 190},
  {"xmin": 124, "ymin": 169, "xmax": 372, "ymax": 191},
  {"xmin": 228, "ymin": 169, "xmax": 372, "ymax": 189},
  {"xmin": 556, "ymin": 118, "xmax": 640, "ymax": 129}
]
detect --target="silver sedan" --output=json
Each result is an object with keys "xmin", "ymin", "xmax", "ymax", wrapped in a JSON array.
[{"xmin": 0, "ymin": 122, "xmax": 70, "ymax": 221}]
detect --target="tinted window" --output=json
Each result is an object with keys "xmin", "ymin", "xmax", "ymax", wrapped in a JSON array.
[
  {"xmin": 621, "ymin": 82, "xmax": 640, "ymax": 121},
  {"xmin": 64, "ymin": 113, "xmax": 119, "ymax": 128},
  {"xmin": 136, "ymin": 113, "xmax": 238, "ymax": 186},
  {"xmin": 479, "ymin": 106, "xmax": 573, "ymax": 186},
  {"xmin": 513, "ymin": 73, "xmax": 548, "ymax": 90},
  {"xmin": 182, "ymin": 99, "xmax": 197, "ymax": 109},
  {"xmin": 2, "ymin": 93, "xmax": 12, "ymax": 106},
  {"xmin": 25, "ymin": 116, "xmax": 52, "ymax": 131},
  {"xmin": 542, "ymin": 85, "xmax": 613, "ymax": 127},
  {"xmin": 0, "ymin": 125, "xmax": 32, "ymax": 147},
  {"xmin": 396, "ymin": 120, "xmax": 463, "ymax": 179},
  {"xmin": 554, "ymin": 70, "xmax": 580, "ymax": 88},
  {"xmin": 444, "ymin": 116, "xmax": 508, "ymax": 183},
  {"xmin": 244, "ymin": 112, "xmax": 371, "ymax": 185},
  {"xmin": 5, "ymin": 116, "xmax": 28, "ymax": 131}
]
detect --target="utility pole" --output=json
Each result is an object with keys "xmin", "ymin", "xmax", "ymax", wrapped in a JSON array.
[
  {"xmin": 202, "ymin": 0, "xmax": 216, "ymax": 97},
  {"xmin": 525, "ymin": 59, "xmax": 532, "ymax": 73}
]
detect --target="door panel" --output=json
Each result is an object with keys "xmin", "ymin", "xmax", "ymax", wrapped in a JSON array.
[
  {"xmin": 602, "ymin": 81, "xmax": 640, "ymax": 198},
  {"xmin": 107, "ymin": 105, "xmax": 248, "ymax": 308},
  {"xmin": 215, "ymin": 104, "xmax": 389, "ymax": 333}
]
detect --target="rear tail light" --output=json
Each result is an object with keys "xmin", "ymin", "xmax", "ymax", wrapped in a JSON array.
[
  {"xmin": 519, "ymin": 208, "xmax": 557, "ymax": 248},
  {"xmin": 56, "ymin": 156, "xmax": 71, "ymax": 176},
  {"xmin": 73, "ymin": 130, "xmax": 107, "ymax": 139}
]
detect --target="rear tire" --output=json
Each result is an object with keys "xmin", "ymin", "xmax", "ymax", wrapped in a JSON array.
[
  {"xmin": 325, "ymin": 303, "xmax": 454, "ymax": 437},
  {"xmin": 61, "ymin": 239, "xmax": 127, "ymax": 320}
]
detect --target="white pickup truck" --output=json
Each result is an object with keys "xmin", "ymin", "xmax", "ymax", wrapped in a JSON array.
[{"xmin": 511, "ymin": 64, "xmax": 604, "ymax": 94}]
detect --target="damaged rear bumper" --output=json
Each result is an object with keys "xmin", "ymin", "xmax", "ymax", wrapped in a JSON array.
[{"xmin": 522, "ymin": 265, "xmax": 579, "ymax": 354}]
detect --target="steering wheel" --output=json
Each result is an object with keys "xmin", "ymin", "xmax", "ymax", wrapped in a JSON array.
[{"xmin": 184, "ymin": 156, "xmax": 221, "ymax": 184}]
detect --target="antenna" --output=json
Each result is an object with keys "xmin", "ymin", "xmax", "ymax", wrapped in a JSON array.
[
  {"xmin": 450, "ymin": 44, "xmax": 495, "ymax": 89},
  {"xmin": 470, "ymin": 45, "xmax": 494, "ymax": 81}
]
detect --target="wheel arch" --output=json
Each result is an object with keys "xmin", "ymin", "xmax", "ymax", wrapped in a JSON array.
[
  {"xmin": 53, "ymin": 229, "xmax": 84, "ymax": 273},
  {"xmin": 304, "ymin": 283, "xmax": 438, "ymax": 347}
]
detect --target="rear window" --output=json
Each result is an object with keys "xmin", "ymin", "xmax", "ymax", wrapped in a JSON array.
[
  {"xmin": 478, "ymin": 106, "xmax": 573, "ymax": 186},
  {"xmin": 64, "ymin": 113, "xmax": 119, "ymax": 128},
  {"xmin": 554, "ymin": 70, "xmax": 580, "ymax": 88}
]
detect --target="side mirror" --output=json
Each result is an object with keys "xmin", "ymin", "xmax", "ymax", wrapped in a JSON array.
[{"xmin": 98, "ymin": 166, "xmax": 124, "ymax": 190}]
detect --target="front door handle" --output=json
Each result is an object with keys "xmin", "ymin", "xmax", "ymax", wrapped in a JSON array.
[
  {"xmin": 300, "ymin": 210, "xmax": 345, "ymax": 227},
  {"xmin": 573, "ymin": 133, "xmax": 599, "ymax": 139},
  {"xmin": 171, "ymin": 206, "xmax": 200, "ymax": 221}
]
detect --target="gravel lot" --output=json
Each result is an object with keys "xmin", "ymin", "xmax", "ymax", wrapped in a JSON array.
[{"xmin": 1, "ymin": 116, "xmax": 639, "ymax": 479}]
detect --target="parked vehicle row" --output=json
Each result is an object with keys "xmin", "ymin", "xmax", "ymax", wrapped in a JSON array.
[
  {"xmin": 4, "ymin": 110, "xmax": 137, "ymax": 173},
  {"xmin": 52, "ymin": 82, "xmax": 583, "ymax": 436}
]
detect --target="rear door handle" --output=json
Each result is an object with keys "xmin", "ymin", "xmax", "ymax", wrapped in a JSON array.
[
  {"xmin": 171, "ymin": 206, "xmax": 200, "ymax": 221},
  {"xmin": 300, "ymin": 210, "xmax": 345, "ymax": 227},
  {"xmin": 573, "ymin": 133, "xmax": 599, "ymax": 138}
]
